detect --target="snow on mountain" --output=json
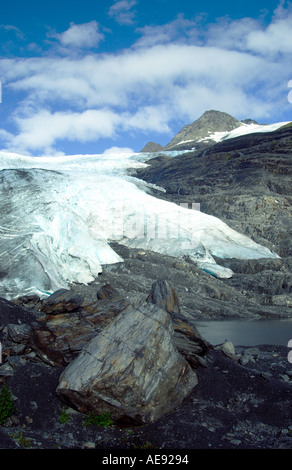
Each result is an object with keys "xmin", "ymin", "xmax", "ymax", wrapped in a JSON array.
[
  {"xmin": 199, "ymin": 121, "xmax": 291, "ymax": 144},
  {"xmin": 0, "ymin": 149, "xmax": 279, "ymax": 299},
  {"xmin": 163, "ymin": 110, "xmax": 291, "ymax": 151}
]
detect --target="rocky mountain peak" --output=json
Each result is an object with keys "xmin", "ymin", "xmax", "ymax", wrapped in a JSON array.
[
  {"xmin": 140, "ymin": 141, "xmax": 164, "ymax": 153},
  {"xmin": 164, "ymin": 110, "xmax": 242, "ymax": 150}
]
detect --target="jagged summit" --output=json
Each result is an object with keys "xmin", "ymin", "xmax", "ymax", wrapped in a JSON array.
[
  {"xmin": 164, "ymin": 110, "xmax": 242, "ymax": 150},
  {"xmin": 140, "ymin": 142, "xmax": 164, "ymax": 153}
]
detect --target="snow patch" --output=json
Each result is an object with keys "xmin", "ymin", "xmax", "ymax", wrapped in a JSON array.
[{"xmin": 199, "ymin": 121, "xmax": 290, "ymax": 143}]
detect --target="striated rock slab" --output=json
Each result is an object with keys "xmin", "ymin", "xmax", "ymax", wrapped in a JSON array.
[
  {"xmin": 40, "ymin": 289, "xmax": 84, "ymax": 315},
  {"xmin": 146, "ymin": 279, "xmax": 180, "ymax": 314},
  {"xmin": 30, "ymin": 294, "xmax": 130, "ymax": 366},
  {"xmin": 146, "ymin": 279, "xmax": 211, "ymax": 367},
  {"xmin": 30, "ymin": 281, "xmax": 211, "ymax": 368},
  {"xmin": 56, "ymin": 301, "xmax": 198, "ymax": 424},
  {"xmin": 96, "ymin": 283, "xmax": 120, "ymax": 300}
]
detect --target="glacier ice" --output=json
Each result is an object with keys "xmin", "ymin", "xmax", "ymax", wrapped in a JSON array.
[{"xmin": 0, "ymin": 150, "xmax": 279, "ymax": 299}]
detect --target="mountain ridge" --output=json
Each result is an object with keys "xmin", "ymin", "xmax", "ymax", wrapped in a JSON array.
[
  {"xmin": 140, "ymin": 110, "xmax": 289, "ymax": 152},
  {"xmin": 135, "ymin": 123, "xmax": 292, "ymax": 258}
]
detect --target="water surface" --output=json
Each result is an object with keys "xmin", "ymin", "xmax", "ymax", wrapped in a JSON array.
[{"xmin": 195, "ymin": 319, "xmax": 292, "ymax": 347}]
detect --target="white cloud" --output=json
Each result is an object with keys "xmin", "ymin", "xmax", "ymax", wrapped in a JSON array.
[
  {"xmin": 134, "ymin": 14, "xmax": 199, "ymax": 48},
  {"xmin": 4, "ymin": 44, "xmax": 273, "ymax": 110},
  {"xmin": 246, "ymin": 13, "xmax": 292, "ymax": 55},
  {"xmin": 0, "ymin": 24, "xmax": 24, "ymax": 39},
  {"xmin": 124, "ymin": 105, "xmax": 171, "ymax": 134},
  {"xmin": 49, "ymin": 21, "xmax": 104, "ymax": 49},
  {"xmin": 0, "ymin": 4, "xmax": 291, "ymax": 155},
  {"xmin": 0, "ymin": 102, "xmax": 172, "ymax": 155},
  {"xmin": 204, "ymin": 3, "xmax": 292, "ymax": 57},
  {"xmin": 206, "ymin": 17, "xmax": 259, "ymax": 50},
  {"xmin": 102, "ymin": 146, "xmax": 135, "ymax": 155},
  {"xmin": 1, "ymin": 109, "xmax": 121, "ymax": 155},
  {"xmin": 108, "ymin": 0, "xmax": 137, "ymax": 25}
]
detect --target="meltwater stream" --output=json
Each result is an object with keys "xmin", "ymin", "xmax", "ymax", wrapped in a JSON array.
[{"xmin": 0, "ymin": 149, "xmax": 280, "ymax": 299}]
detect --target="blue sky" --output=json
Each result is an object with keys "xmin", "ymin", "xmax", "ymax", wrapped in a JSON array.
[{"xmin": 0, "ymin": 0, "xmax": 291, "ymax": 156}]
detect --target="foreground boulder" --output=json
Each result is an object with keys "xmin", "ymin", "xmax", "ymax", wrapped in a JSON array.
[{"xmin": 56, "ymin": 301, "xmax": 197, "ymax": 424}]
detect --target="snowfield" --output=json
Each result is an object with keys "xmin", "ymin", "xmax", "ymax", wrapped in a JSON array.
[{"xmin": 199, "ymin": 121, "xmax": 291, "ymax": 143}]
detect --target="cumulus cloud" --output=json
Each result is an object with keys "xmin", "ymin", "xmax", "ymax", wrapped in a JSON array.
[
  {"xmin": 3, "ymin": 44, "xmax": 274, "ymax": 111},
  {"xmin": 108, "ymin": 0, "xmax": 137, "ymax": 25},
  {"xmin": 0, "ymin": 109, "xmax": 121, "ymax": 155},
  {"xmin": 0, "ymin": 101, "xmax": 171, "ymax": 155},
  {"xmin": 134, "ymin": 14, "xmax": 200, "ymax": 48},
  {"xmin": 18, "ymin": 109, "xmax": 118, "ymax": 144},
  {"xmin": 102, "ymin": 146, "xmax": 135, "ymax": 155},
  {"xmin": 246, "ymin": 13, "xmax": 292, "ymax": 56},
  {"xmin": 203, "ymin": 2, "xmax": 292, "ymax": 57},
  {"xmin": 48, "ymin": 21, "xmax": 104, "ymax": 49}
]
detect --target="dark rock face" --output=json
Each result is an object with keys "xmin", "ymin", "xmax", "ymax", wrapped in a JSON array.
[
  {"xmin": 96, "ymin": 283, "xmax": 120, "ymax": 300},
  {"xmin": 135, "ymin": 125, "xmax": 292, "ymax": 258}
]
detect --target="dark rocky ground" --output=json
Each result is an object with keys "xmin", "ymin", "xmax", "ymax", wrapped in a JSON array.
[
  {"xmin": 0, "ymin": 245, "xmax": 291, "ymax": 452},
  {"xmin": 0, "ymin": 125, "xmax": 291, "ymax": 453},
  {"xmin": 0, "ymin": 334, "xmax": 291, "ymax": 451}
]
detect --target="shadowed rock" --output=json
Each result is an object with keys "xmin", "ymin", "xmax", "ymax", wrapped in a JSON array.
[
  {"xmin": 41, "ymin": 289, "xmax": 84, "ymax": 315},
  {"xmin": 96, "ymin": 283, "xmax": 120, "ymax": 300},
  {"xmin": 30, "ymin": 294, "xmax": 130, "ymax": 366}
]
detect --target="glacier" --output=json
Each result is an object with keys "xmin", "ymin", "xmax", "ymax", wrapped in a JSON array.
[{"xmin": 0, "ymin": 149, "xmax": 279, "ymax": 299}]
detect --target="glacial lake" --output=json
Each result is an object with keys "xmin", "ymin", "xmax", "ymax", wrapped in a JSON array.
[{"xmin": 195, "ymin": 319, "xmax": 292, "ymax": 347}]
